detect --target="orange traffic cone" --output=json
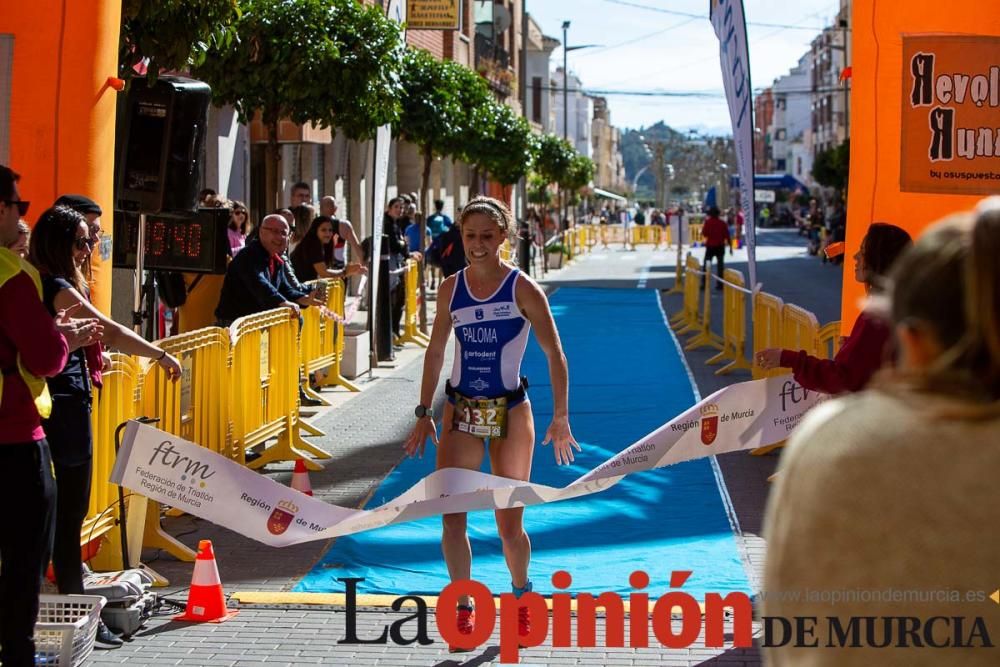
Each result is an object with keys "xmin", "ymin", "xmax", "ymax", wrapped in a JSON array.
[
  {"xmin": 174, "ymin": 540, "xmax": 239, "ymax": 623},
  {"xmin": 291, "ymin": 459, "xmax": 313, "ymax": 496}
]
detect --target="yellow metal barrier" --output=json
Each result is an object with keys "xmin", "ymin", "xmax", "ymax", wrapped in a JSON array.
[
  {"xmin": 630, "ymin": 225, "xmax": 663, "ymax": 248},
  {"xmin": 145, "ymin": 327, "xmax": 233, "ymax": 458},
  {"xmin": 689, "ymin": 222, "xmax": 704, "ymax": 247},
  {"xmin": 707, "ymin": 269, "xmax": 751, "ymax": 375},
  {"xmin": 752, "ymin": 291, "xmax": 785, "ymax": 381},
  {"xmin": 684, "ymin": 261, "xmax": 725, "ymax": 352},
  {"xmin": 139, "ymin": 327, "xmax": 233, "ymax": 561},
  {"xmin": 599, "ymin": 224, "xmax": 626, "ymax": 247},
  {"xmin": 306, "ymin": 279, "xmax": 360, "ymax": 393},
  {"xmin": 230, "ymin": 308, "xmax": 331, "ymax": 471},
  {"xmin": 781, "ymin": 303, "xmax": 821, "ymax": 358},
  {"xmin": 397, "ymin": 259, "xmax": 430, "ymax": 348},
  {"xmin": 670, "ymin": 254, "xmax": 701, "ymax": 332},
  {"xmin": 816, "ymin": 320, "xmax": 843, "ymax": 360},
  {"xmin": 87, "ymin": 353, "xmax": 145, "ymax": 571}
]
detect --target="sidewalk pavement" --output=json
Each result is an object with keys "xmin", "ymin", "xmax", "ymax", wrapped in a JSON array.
[{"xmin": 86, "ymin": 230, "xmax": 839, "ymax": 666}]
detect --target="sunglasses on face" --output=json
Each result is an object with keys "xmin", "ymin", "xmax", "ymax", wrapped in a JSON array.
[
  {"xmin": 74, "ymin": 236, "xmax": 98, "ymax": 250},
  {"xmin": 3, "ymin": 200, "xmax": 30, "ymax": 216}
]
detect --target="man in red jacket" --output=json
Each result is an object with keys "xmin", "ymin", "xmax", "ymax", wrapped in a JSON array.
[
  {"xmin": 0, "ymin": 165, "xmax": 100, "ymax": 666},
  {"xmin": 701, "ymin": 206, "xmax": 731, "ymax": 290}
]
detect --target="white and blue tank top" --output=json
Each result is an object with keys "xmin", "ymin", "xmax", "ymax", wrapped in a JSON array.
[{"xmin": 449, "ymin": 268, "xmax": 530, "ymax": 398}]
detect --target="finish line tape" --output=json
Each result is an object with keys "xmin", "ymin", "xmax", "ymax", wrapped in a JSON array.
[{"xmin": 110, "ymin": 374, "xmax": 825, "ymax": 546}]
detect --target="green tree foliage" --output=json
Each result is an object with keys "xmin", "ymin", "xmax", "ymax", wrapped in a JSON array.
[
  {"xmin": 193, "ymin": 0, "xmax": 404, "ymax": 206},
  {"xmin": 120, "ymin": 0, "xmax": 240, "ymax": 81},
  {"xmin": 472, "ymin": 103, "xmax": 538, "ymax": 186},
  {"xmin": 534, "ymin": 134, "xmax": 575, "ymax": 188},
  {"xmin": 395, "ymin": 49, "xmax": 494, "ymax": 218},
  {"xmin": 812, "ymin": 139, "xmax": 850, "ymax": 193},
  {"xmin": 395, "ymin": 49, "xmax": 467, "ymax": 161},
  {"xmin": 527, "ymin": 173, "xmax": 553, "ymax": 205},
  {"xmin": 562, "ymin": 154, "xmax": 594, "ymax": 192}
]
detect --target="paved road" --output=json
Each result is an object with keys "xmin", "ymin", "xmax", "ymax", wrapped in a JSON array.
[{"xmin": 85, "ymin": 229, "xmax": 840, "ymax": 666}]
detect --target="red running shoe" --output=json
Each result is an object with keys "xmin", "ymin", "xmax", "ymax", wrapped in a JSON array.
[{"xmin": 448, "ymin": 605, "xmax": 475, "ymax": 653}]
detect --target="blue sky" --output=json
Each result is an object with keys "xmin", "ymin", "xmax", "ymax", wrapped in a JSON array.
[{"xmin": 525, "ymin": 0, "xmax": 842, "ymax": 133}]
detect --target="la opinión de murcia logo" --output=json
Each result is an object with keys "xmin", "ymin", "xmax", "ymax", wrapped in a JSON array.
[
  {"xmin": 337, "ymin": 570, "xmax": 753, "ymax": 663},
  {"xmin": 333, "ymin": 574, "xmax": 995, "ymax": 662}
]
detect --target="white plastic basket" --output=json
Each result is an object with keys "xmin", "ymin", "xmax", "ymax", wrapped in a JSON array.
[{"xmin": 33, "ymin": 594, "xmax": 106, "ymax": 666}]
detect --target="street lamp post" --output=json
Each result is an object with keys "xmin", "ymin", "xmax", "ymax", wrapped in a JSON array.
[
  {"xmin": 562, "ymin": 21, "xmax": 570, "ymax": 233},
  {"xmin": 558, "ymin": 21, "xmax": 600, "ymax": 232},
  {"xmin": 562, "ymin": 21, "xmax": 570, "ymax": 149}
]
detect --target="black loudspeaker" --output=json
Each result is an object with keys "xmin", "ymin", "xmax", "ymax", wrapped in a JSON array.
[{"xmin": 118, "ymin": 76, "xmax": 212, "ymax": 214}]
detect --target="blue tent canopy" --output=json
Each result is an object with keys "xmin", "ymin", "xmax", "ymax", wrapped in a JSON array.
[
  {"xmin": 703, "ymin": 185, "xmax": 717, "ymax": 209},
  {"xmin": 753, "ymin": 173, "xmax": 809, "ymax": 191}
]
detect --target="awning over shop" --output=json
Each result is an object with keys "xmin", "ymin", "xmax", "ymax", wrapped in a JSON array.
[
  {"xmin": 753, "ymin": 173, "xmax": 808, "ymax": 191},
  {"xmin": 593, "ymin": 187, "xmax": 627, "ymax": 202}
]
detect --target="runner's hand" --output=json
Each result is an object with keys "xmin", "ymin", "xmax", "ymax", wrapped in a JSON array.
[
  {"xmin": 403, "ymin": 416, "xmax": 438, "ymax": 458},
  {"xmin": 542, "ymin": 416, "xmax": 581, "ymax": 465}
]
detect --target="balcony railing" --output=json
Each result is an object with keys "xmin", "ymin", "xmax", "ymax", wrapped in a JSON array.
[{"xmin": 475, "ymin": 32, "xmax": 510, "ymax": 71}]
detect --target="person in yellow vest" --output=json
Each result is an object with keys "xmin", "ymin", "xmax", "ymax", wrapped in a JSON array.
[
  {"xmin": 0, "ymin": 165, "xmax": 100, "ymax": 667},
  {"xmin": 30, "ymin": 204, "xmax": 182, "ymax": 649}
]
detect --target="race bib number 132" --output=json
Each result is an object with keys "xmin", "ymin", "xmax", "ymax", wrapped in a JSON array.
[{"xmin": 453, "ymin": 396, "xmax": 508, "ymax": 439}]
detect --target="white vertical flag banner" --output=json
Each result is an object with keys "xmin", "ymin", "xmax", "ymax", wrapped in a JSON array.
[
  {"xmin": 369, "ymin": 0, "xmax": 406, "ymax": 357},
  {"xmin": 710, "ymin": 0, "xmax": 757, "ymax": 289}
]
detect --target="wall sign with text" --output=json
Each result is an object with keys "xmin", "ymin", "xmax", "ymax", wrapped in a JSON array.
[
  {"xmin": 901, "ymin": 35, "xmax": 1000, "ymax": 195},
  {"xmin": 406, "ymin": 0, "xmax": 459, "ymax": 30}
]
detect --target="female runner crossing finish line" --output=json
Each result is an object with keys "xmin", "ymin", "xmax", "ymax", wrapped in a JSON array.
[{"xmin": 403, "ymin": 196, "xmax": 580, "ymax": 652}]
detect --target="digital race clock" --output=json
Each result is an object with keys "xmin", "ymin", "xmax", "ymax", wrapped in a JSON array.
[{"xmin": 113, "ymin": 208, "xmax": 229, "ymax": 274}]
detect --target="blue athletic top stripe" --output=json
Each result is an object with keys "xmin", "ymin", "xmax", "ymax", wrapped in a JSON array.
[{"xmin": 449, "ymin": 268, "xmax": 530, "ymax": 402}]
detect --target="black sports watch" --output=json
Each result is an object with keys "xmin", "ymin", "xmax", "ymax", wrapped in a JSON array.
[{"xmin": 414, "ymin": 404, "xmax": 434, "ymax": 419}]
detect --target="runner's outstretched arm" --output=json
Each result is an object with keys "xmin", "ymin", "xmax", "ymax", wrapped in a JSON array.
[
  {"xmin": 516, "ymin": 277, "xmax": 580, "ymax": 465},
  {"xmin": 403, "ymin": 275, "xmax": 456, "ymax": 458}
]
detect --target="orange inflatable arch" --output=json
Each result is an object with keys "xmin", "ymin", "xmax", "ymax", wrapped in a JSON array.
[{"xmin": 2, "ymin": 0, "xmax": 121, "ymax": 315}]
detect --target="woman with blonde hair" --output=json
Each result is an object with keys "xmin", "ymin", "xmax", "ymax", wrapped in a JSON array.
[
  {"xmin": 763, "ymin": 199, "xmax": 1000, "ymax": 666},
  {"xmin": 403, "ymin": 196, "xmax": 579, "ymax": 652}
]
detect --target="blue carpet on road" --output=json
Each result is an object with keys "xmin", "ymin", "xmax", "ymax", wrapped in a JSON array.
[{"xmin": 295, "ymin": 287, "xmax": 751, "ymax": 598}]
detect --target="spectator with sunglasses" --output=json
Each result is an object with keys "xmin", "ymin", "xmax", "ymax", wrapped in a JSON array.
[
  {"xmin": 228, "ymin": 200, "xmax": 250, "ymax": 256},
  {"xmin": 54, "ymin": 194, "xmax": 104, "ymax": 287},
  {"xmin": 29, "ymin": 205, "xmax": 182, "ymax": 649}
]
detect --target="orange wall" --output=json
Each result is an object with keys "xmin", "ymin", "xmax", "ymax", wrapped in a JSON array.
[
  {"xmin": 843, "ymin": 1, "xmax": 1000, "ymax": 328},
  {"xmin": 2, "ymin": 0, "xmax": 122, "ymax": 315}
]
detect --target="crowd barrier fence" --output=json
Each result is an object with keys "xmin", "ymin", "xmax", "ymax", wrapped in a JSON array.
[
  {"xmin": 670, "ymin": 254, "xmax": 702, "ymax": 333},
  {"xmin": 87, "ymin": 353, "xmax": 145, "ymax": 571},
  {"xmin": 397, "ymin": 260, "xmax": 430, "ymax": 348},
  {"xmin": 688, "ymin": 222, "xmax": 704, "ymax": 247},
  {"xmin": 229, "ymin": 308, "xmax": 330, "ymax": 471},
  {"xmin": 706, "ymin": 269, "xmax": 751, "ymax": 375}
]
